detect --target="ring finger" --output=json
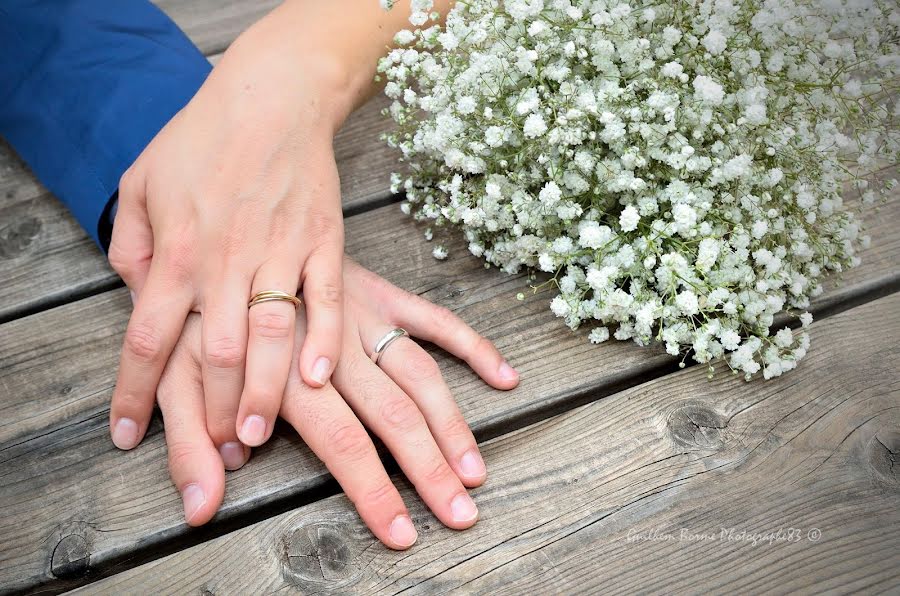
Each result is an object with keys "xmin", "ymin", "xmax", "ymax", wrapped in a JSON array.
[
  {"xmin": 361, "ymin": 318, "xmax": 486, "ymax": 488},
  {"xmin": 237, "ymin": 260, "xmax": 301, "ymax": 447}
]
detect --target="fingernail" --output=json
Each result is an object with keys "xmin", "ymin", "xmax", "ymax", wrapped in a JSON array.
[
  {"xmin": 459, "ymin": 449, "xmax": 486, "ymax": 479},
  {"xmin": 389, "ymin": 515, "xmax": 418, "ymax": 547},
  {"xmin": 498, "ymin": 361, "xmax": 519, "ymax": 382},
  {"xmin": 311, "ymin": 357, "xmax": 332, "ymax": 386},
  {"xmin": 181, "ymin": 483, "xmax": 206, "ymax": 524},
  {"xmin": 111, "ymin": 417, "xmax": 139, "ymax": 450},
  {"xmin": 219, "ymin": 441, "xmax": 247, "ymax": 471},
  {"xmin": 239, "ymin": 415, "xmax": 267, "ymax": 446},
  {"xmin": 450, "ymin": 493, "xmax": 479, "ymax": 523},
  {"xmin": 129, "ymin": 290, "xmax": 136, "ymax": 305}
]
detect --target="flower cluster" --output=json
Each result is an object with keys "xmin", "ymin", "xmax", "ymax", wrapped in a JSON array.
[{"xmin": 379, "ymin": 0, "xmax": 899, "ymax": 379}]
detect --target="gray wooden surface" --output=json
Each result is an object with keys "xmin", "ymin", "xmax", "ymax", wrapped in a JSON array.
[
  {"xmin": 0, "ymin": 1, "xmax": 898, "ymax": 594},
  {"xmin": 77, "ymin": 293, "xmax": 900, "ymax": 595}
]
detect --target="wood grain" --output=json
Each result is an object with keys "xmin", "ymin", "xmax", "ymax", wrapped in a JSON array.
[
  {"xmin": 153, "ymin": 0, "xmax": 281, "ymax": 56},
  {"xmin": 0, "ymin": 205, "xmax": 670, "ymax": 593},
  {"xmin": 77, "ymin": 292, "xmax": 900, "ymax": 595},
  {"xmin": 1, "ymin": 190, "xmax": 897, "ymax": 592}
]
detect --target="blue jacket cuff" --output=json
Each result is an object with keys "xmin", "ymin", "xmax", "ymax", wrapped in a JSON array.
[{"xmin": 0, "ymin": 0, "xmax": 211, "ymax": 249}]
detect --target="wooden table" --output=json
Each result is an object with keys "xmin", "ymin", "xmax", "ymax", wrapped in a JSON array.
[{"xmin": 1, "ymin": 3, "xmax": 899, "ymax": 594}]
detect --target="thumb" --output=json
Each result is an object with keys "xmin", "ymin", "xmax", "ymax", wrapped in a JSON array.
[{"xmin": 108, "ymin": 167, "xmax": 154, "ymax": 296}]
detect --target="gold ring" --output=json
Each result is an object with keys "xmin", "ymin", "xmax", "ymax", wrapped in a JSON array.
[{"xmin": 248, "ymin": 290, "xmax": 302, "ymax": 309}]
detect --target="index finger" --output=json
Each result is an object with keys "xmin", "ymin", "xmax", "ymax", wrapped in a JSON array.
[{"xmin": 110, "ymin": 264, "xmax": 193, "ymax": 450}]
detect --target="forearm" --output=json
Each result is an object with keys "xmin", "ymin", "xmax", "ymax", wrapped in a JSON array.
[{"xmin": 208, "ymin": 0, "xmax": 453, "ymax": 134}]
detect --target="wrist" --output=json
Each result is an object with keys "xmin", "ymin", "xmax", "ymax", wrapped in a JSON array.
[
  {"xmin": 220, "ymin": 4, "xmax": 361, "ymax": 132},
  {"xmin": 197, "ymin": 34, "xmax": 348, "ymax": 139}
]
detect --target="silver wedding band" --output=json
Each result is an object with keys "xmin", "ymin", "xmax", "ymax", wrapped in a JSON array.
[{"xmin": 371, "ymin": 328, "xmax": 409, "ymax": 365}]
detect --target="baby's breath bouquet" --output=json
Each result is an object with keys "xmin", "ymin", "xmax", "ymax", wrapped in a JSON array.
[{"xmin": 378, "ymin": 0, "xmax": 899, "ymax": 379}]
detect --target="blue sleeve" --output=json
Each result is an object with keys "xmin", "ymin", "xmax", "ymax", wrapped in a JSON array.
[{"xmin": 0, "ymin": 0, "xmax": 212, "ymax": 250}]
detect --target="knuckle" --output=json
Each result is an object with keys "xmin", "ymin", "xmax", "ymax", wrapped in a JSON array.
[
  {"xmin": 325, "ymin": 422, "xmax": 374, "ymax": 462},
  {"xmin": 307, "ymin": 211, "xmax": 340, "ymax": 242},
  {"xmin": 204, "ymin": 337, "xmax": 244, "ymax": 370},
  {"xmin": 379, "ymin": 395, "xmax": 423, "ymax": 433},
  {"xmin": 162, "ymin": 246, "xmax": 194, "ymax": 281},
  {"xmin": 359, "ymin": 480, "xmax": 398, "ymax": 509},
  {"xmin": 167, "ymin": 440, "xmax": 208, "ymax": 474},
  {"xmin": 404, "ymin": 349, "xmax": 442, "ymax": 383},
  {"xmin": 431, "ymin": 305, "xmax": 459, "ymax": 329},
  {"xmin": 124, "ymin": 321, "xmax": 164, "ymax": 363},
  {"xmin": 440, "ymin": 414, "xmax": 473, "ymax": 441},
  {"xmin": 118, "ymin": 166, "xmax": 141, "ymax": 198},
  {"xmin": 421, "ymin": 456, "xmax": 455, "ymax": 486},
  {"xmin": 251, "ymin": 310, "xmax": 294, "ymax": 340},
  {"xmin": 469, "ymin": 335, "xmax": 496, "ymax": 359},
  {"xmin": 243, "ymin": 385, "xmax": 282, "ymax": 411},
  {"xmin": 309, "ymin": 280, "xmax": 343, "ymax": 311},
  {"xmin": 219, "ymin": 226, "xmax": 249, "ymax": 260},
  {"xmin": 205, "ymin": 414, "xmax": 238, "ymax": 445},
  {"xmin": 107, "ymin": 247, "xmax": 135, "ymax": 279}
]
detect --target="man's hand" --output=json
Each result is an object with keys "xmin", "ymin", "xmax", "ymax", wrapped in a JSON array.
[{"xmin": 154, "ymin": 258, "xmax": 519, "ymax": 549}]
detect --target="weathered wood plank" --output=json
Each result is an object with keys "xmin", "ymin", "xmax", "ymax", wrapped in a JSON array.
[
  {"xmin": 0, "ymin": 207, "xmax": 670, "ymax": 593},
  {"xmin": 0, "ymin": 92, "xmax": 393, "ymax": 321},
  {"xmin": 77, "ymin": 292, "xmax": 900, "ymax": 595},
  {"xmin": 1, "ymin": 190, "xmax": 898, "ymax": 592},
  {"xmin": 154, "ymin": 0, "xmax": 281, "ymax": 56}
]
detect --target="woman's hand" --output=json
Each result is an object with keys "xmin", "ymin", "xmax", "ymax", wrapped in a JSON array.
[
  {"xmin": 154, "ymin": 258, "xmax": 519, "ymax": 549},
  {"xmin": 106, "ymin": 12, "xmax": 355, "ymax": 466}
]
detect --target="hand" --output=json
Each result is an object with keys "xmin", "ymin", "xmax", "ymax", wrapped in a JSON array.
[
  {"xmin": 153, "ymin": 258, "xmax": 520, "ymax": 549},
  {"xmin": 106, "ymin": 15, "xmax": 353, "ymax": 467}
]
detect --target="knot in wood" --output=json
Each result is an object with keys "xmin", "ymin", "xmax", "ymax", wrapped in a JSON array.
[
  {"xmin": 444, "ymin": 285, "xmax": 464, "ymax": 299},
  {"xmin": 667, "ymin": 403, "xmax": 728, "ymax": 451},
  {"xmin": 280, "ymin": 522, "xmax": 358, "ymax": 587},
  {"xmin": 866, "ymin": 430, "xmax": 900, "ymax": 487},
  {"xmin": 50, "ymin": 533, "xmax": 91, "ymax": 579},
  {"xmin": 0, "ymin": 216, "xmax": 41, "ymax": 259}
]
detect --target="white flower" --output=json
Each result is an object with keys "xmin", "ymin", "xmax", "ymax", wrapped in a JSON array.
[
  {"xmin": 539, "ymin": 181, "xmax": 562, "ymax": 205},
  {"xmin": 394, "ymin": 29, "xmax": 415, "ymax": 45},
  {"xmin": 702, "ymin": 30, "xmax": 727, "ymax": 55},
  {"xmin": 550, "ymin": 295, "xmax": 570, "ymax": 317},
  {"xmin": 538, "ymin": 252, "xmax": 556, "ymax": 272},
  {"xmin": 675, "ymin": 290, "xmax": 700, "ymax": 316},
  {"xmin": 432, "ymin": 245, "xmax": 448, "ymax": 260},
  {"xmin": 589, "ymin": 327, "xmax": 610, "ymax": 344},
  {"xmin": 383, "ymin": 0, "xmax": 893, "ymax": 380},
  {"xmin": 693, "ymin": 75, "xmax": 725, "ymax": 105},
  {"xmin": 523, "ymin": 113, "xmax": 548, "ymax": 138},
  {"xmin": 745, "ymin": 104, "xmax": 767, "ymax": 125},
  {"xmin": 578, "ymin": 221, "xmax": 612, "ymax": 249},
  {"xmin": 719, "ymin": 329, "xmax": 741, "ymax": 351},
  {"xmin": 619, "ymin": 205, "xmax": 640, "ymax": 232},
  {"xmin": 661, "ymin": 61, "xmax": 684, "ymax": 79},
  {"xmin": 696, "ymin": 238, "xmax": 720, "ymax": 271}
]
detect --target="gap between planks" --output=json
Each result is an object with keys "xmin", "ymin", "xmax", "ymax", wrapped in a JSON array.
[
  {"xmin": 76, "ymin": 292, "xmax": 900, "ymax": 595},
  {"xmin": 0, "ymin": 200, "xmax": 898, "ymax": 593}
]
